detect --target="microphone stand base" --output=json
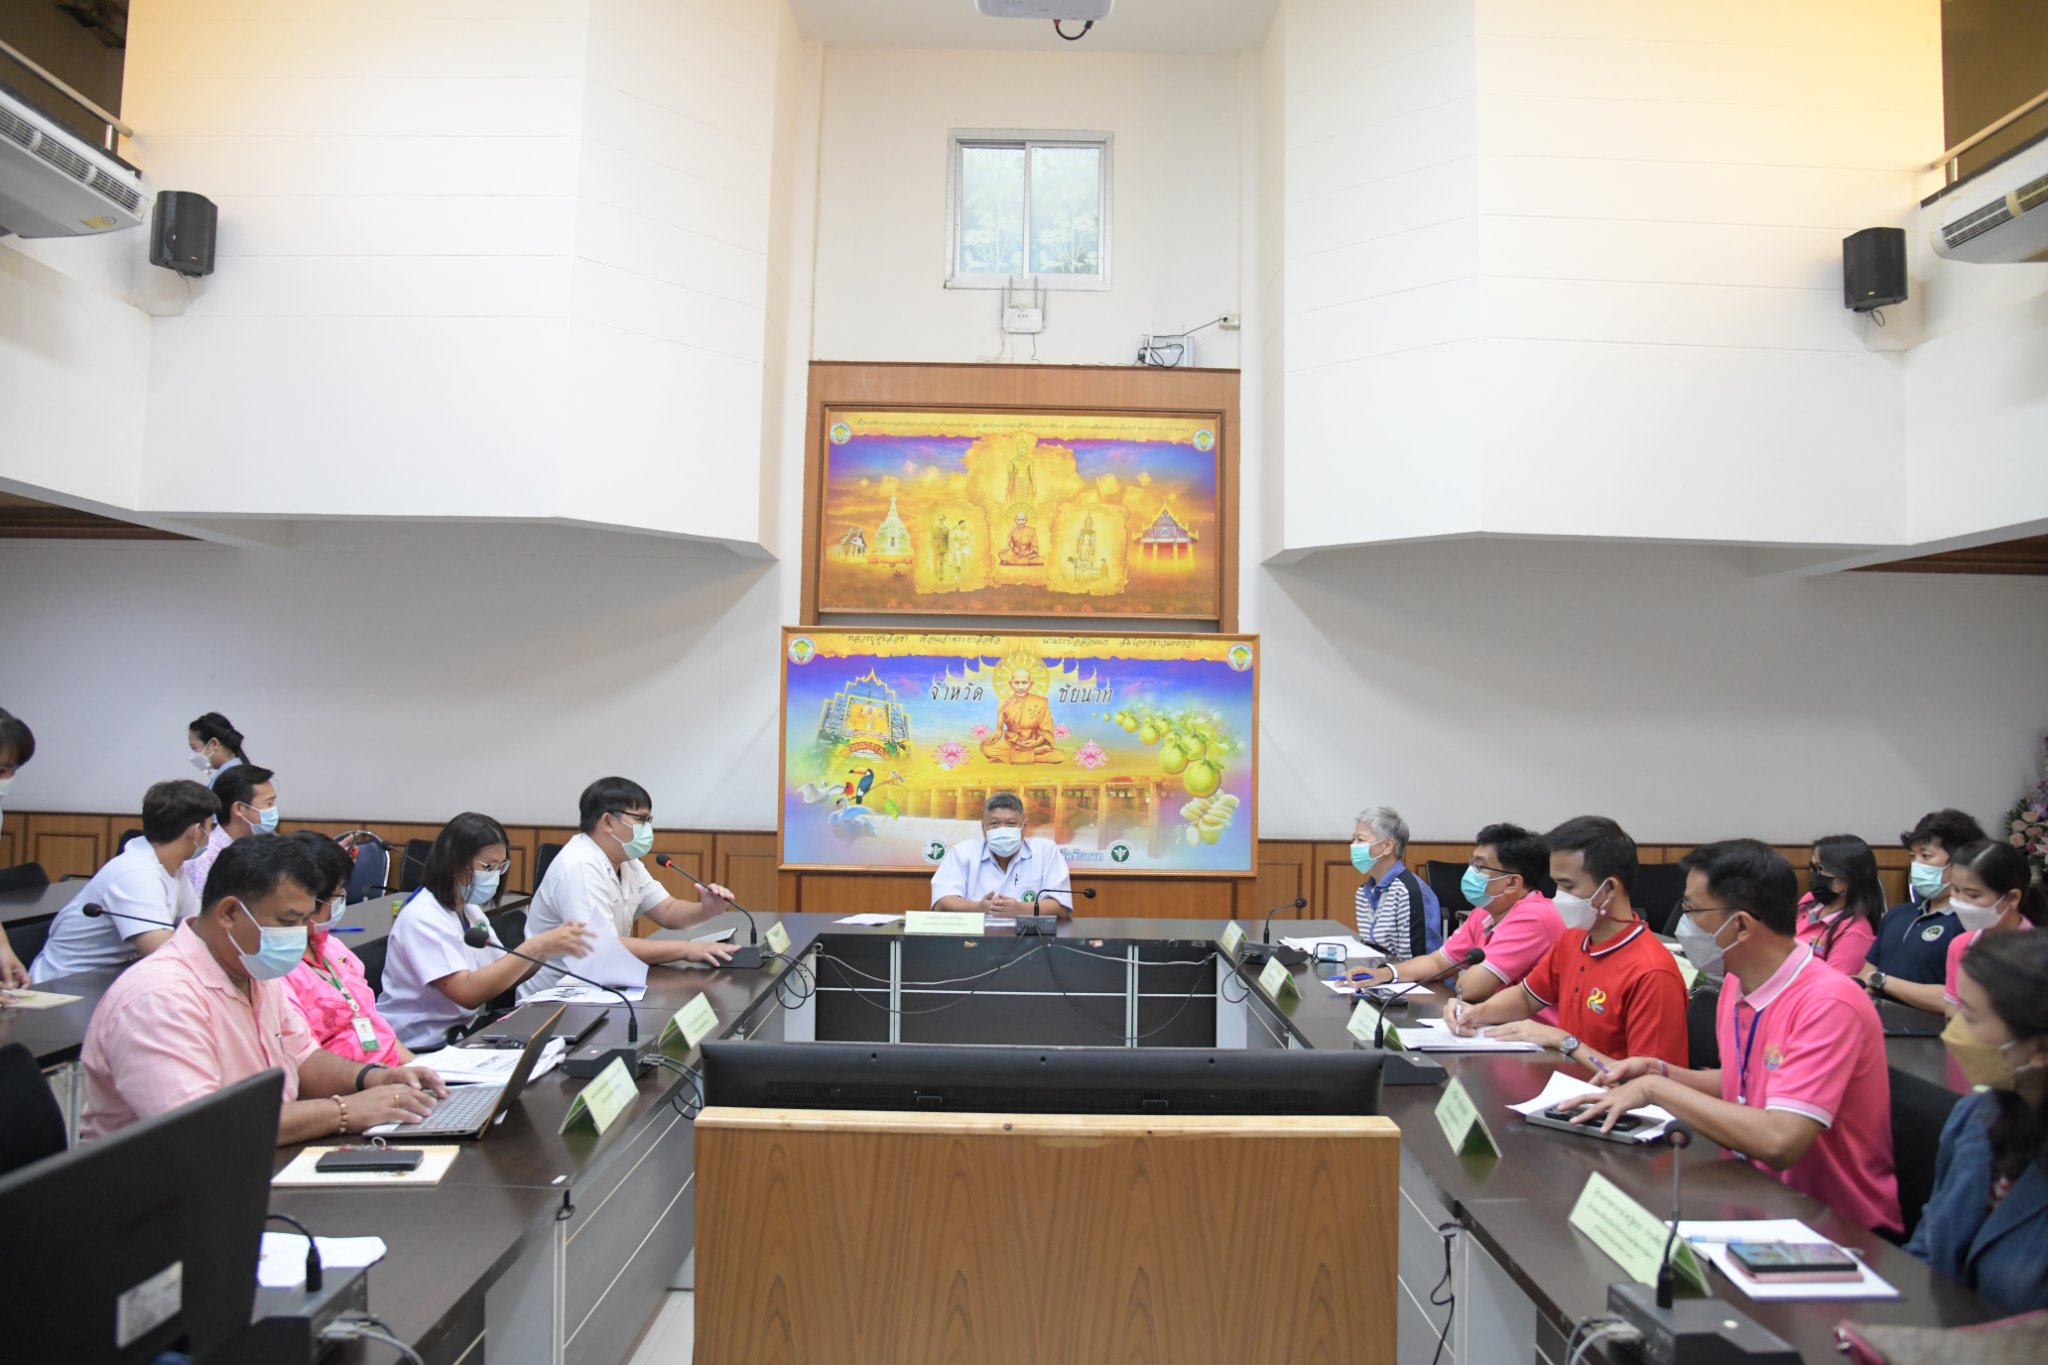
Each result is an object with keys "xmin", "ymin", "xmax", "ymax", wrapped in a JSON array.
[
  {"xmin": 1371, "ymin": 1050, "xmax": 1449, "ymax": 1086},
  {"xmin": 1238, "ymin": 943, "xmax": 1310, "ymax": 969},
  {"xmin": 722, "ymin": 943, "xmax": 765, "ymax": 970},
  {"xmin": 1015, "ymin": 914, "xmax": 1059, "ymax": 936},
  {"xmin": 565, "ymin": 1039, "xmax": 654, "ymax": 1079},
  {"xmin": 1606, "ymin": 1282, "xmax": 1797, "ymax": 1365}
]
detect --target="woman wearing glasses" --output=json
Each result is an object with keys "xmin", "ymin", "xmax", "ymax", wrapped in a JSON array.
[
  {"xmin": 379, "ymin": 812, "xmax": 595, "ymax": 1048},
  {"xmin": 278, "ymin": 830, "xmax": 416, "ymax": 1067}
]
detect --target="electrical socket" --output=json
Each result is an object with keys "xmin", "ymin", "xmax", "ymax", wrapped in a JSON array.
[{"xmin": 1217, "ymin": 312, "xmax": 1241, "ymax": 330}]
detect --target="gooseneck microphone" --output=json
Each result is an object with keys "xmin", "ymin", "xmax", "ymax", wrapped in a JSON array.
[
  {"xmin": 82, "ymin": 903, "xmax": 178, "ymax": 930},
  {"xmin": 1654, "ymin": 1120, "xmax": 1695, "ymax": 1308},
  {"xmin": 1364, "ymin": 948, "xmax": 1484, "ymax": 1087},
  {"xmin": 1237, "ymin": 897, "xmax": 1310, "ymax": 967},
  {"xmin": 461, "ymin": 922, "xmax": 646, "ymax": 1078},
  {"xmin": 655, "ymin": 855, "xmax": 764, "ymax": 970},
  {"xmin": 1016, "ymin": 884, "xmax": 1090, "ymax": 935}
]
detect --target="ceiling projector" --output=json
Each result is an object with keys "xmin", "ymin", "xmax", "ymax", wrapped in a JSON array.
[{"xmin": 977, "ymin": 0, "xmax": 1114, "ymax": 19}]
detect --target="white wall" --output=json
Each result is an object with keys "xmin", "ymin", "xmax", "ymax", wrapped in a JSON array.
[{"xmin": 809, "ymin": 47, "xmax": 1244, "ymax": 367}]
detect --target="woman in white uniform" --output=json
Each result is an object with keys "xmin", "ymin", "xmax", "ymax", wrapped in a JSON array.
[{"xmin": 378, "ymin": 812, "xmax": 595, "ymax": 1049}]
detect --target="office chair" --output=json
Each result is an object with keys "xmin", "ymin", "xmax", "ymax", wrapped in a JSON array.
[
  {"xmin": 344, "ymin": 839, "xmax": 390, "ymax": 905},
  {"xmin": 0, "ymin": 1042, "xmax": 67, "ymax": 1178},
  {"xmin": 356, "ymin": 937, "xmax": 389, "ymax": 998},
  {"xmin": 1424, "ymin": 860, "xmax": 1472, "ymax": 928},
  {"xmin": 115, "ymin": 828, "xmax": 142, "ymax": 851},
  {"xmin": 1891, "ymin": 1070, "xmax": 1964, "ymax": 1243},
  {"xmin": 482, "ymin": 907, "xmax": 529, "ymax": 1013},
  {"xmin": 1634, "ymin": 863, "xmax": 1689, "ymax": 934},
  {"xmin": 534, "ymin": 842, "xmax": 565, "ymax": 890},
  {"xmin": 0, "ymin": 862, "xmax": 48, "ymax": 895},
  {"xmin": 1685, "ymin": 982, "xmax": 1722, "ymax": 1072},
  {"xmin": 398, "ymin": 839, "xmax": 433, "ymax": 893},
  {"xmin": 7, "ymin": 917, "xmax": 53, "ymax": 971}
]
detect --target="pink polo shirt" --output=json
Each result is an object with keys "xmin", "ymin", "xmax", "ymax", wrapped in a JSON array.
[
  {"xmin": 1792, "ymin": 896, "xmax": 1876, "ymax": 976},
  {"xmin": 281, "ymin": 933, "xmax": 404, "ymax": 1066},
  {"xmin": 1718, "ymin": 945, "xmax": 1900, "ymax": 1234},
  {"xmin": 80, "ymin": 922, "xmax": 317, "ymax": 1141},
  {"xmin": 1943, "ymin": 919, "xmax": 2033, "ymax": 1007},
  {"xmin": 1441, "ymin": 891, "xmax": 1564, "ymax": 1025}
]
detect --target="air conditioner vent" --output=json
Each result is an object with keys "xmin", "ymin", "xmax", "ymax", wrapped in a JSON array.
[{"xmin": 89, "ymin": 168, "xmax": 140, "ymax": 212}]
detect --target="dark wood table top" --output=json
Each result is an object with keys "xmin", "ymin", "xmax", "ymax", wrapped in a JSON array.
[
  {"xmin": 0, "ymin": 878, "xmax": 79, "ymax": 927},
  {"xmin": 0, "ymin": 966, "xmax": 123, "ymax": 1065}
]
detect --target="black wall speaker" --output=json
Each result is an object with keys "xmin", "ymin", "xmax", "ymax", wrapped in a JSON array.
[
  {"xmin": 1842, "ymin": 227, "xmax": 1906, "ymax": 312},
  {"xmin": 149, "ymin": 191, "xmax": 217, "ymax": 278}
]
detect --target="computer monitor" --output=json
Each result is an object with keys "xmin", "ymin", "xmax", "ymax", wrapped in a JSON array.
[
  {"xmin": 699, "ymin": 1042, "xmax": 1383, "ymax": 1115},
  {"xmin": 0, "ymin": 1070, "xmax": 281, "ymax": 1364}
]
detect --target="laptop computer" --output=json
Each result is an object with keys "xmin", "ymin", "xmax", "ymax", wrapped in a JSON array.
[{"xmin": 370, "ymin": 1003, "xmax": 564, "ymax": 1139}]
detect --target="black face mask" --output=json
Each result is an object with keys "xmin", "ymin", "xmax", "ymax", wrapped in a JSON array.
[{"xmin": 1808, "ymin": 869, "xmax": 1836, "ymax": 903}]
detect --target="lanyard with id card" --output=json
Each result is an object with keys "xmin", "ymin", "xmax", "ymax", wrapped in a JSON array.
[{"xmin": 316, "ymin": 951, "xmax": 382, "ymax": 1053}]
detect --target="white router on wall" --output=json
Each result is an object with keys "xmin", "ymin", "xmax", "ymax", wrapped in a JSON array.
[{"xmin": 977, "ymin": 0, "xmax": 1114, "ymax": 20}]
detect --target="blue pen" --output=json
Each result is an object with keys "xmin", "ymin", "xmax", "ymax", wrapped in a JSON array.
[{"xmin": 330, "ymin": 926, "xmax": 365, "ymax": 933}]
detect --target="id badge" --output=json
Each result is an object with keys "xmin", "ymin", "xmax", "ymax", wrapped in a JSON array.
[{"xmin": 352, "ymin": 1017, "xmax": 379, "ymax": 1051}]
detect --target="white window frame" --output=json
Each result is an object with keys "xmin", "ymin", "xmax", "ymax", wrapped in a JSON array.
[{"xmin": 945, "ymin": 129, "xmax": 1113, "ymax": 291}]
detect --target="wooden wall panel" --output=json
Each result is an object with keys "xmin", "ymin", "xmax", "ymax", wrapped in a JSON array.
[
  {"xmin": 27, "ymin": 814, "xmax": 115, "ymax": 881},
  {"xmin": 797, "ymin": 873, "xmax": 931, "ymax": 918},
  {"xmin": 713, "ymin": 832, "xmax": 787, "ymax": 917},
  {"xmin": 1247, "ymin": 840, "xmax": 1315, "ymax": 924},
  {"xmin": 1075, "ymin": 878, "xmax": 1238, "ymax": 920},
  {"xmin": 0, "ymin": 822, "xmax": 19, "ymax": 868}
]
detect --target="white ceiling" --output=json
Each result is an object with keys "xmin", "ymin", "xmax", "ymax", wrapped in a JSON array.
[{"xmin": 786, "ymin": 0, "xmax": 1281, "ymax": 54}]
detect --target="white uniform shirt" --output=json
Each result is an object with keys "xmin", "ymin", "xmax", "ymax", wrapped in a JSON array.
[
  {"xmin": 31, "ymin": 837, "xmax": 200, "ymax": 983},
  {"xmin": 929, "ymin": 836, "xmax": 1073, "ymax": 908},
  {"xmin": 378, "ymin": 888, "xmax": 504, "ymax": 1048},
  {"xmin": 519, "ymin": 833, "xmax": 667, "ymax": 998}
]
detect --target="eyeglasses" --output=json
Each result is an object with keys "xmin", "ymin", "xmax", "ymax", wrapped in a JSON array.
[
  {"xmin": 1678, "ymin": 901, "xmax": 1732, "ymax": 919},
  {"xmin": 472, "ymin": 860, "xmax": 511, "ymax": 876},
  {"xmin": 1469, "ymin": 862, "xmax": 1508, "ymax": 879},
  {"xmin": 607, "ymin": 811, "xmax": 652, "ymax": 825}
]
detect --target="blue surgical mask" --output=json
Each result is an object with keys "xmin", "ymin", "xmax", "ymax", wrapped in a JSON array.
[
  {"xmin": 986, "ymin": 827, "xmax": 1023, "ymax": 857},
  {"xmin": 253, "ymin": 805, "xmax": 280, "ymax": 834},
  {"xmin": 1909, "ymin": 861, "xmax": 1947, "ymax": 902},
  {"xmin": 1350, "ymin": 839, "xmax": 1389, "ymax": 874},
  {"xmin": 233, "ymin": 903, "xmax": 307, "ymax": 981},
  {"xmin": 1461, "ymin": 866, "xmax": 1502, "ymax": 911},
  {"xmin": 465, "ymin": 869, "xmax": 502, "ymax": 906}
]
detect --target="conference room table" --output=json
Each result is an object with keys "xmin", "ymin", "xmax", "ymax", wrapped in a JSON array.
[
  {"xmin": 0, "ymin": 876, "xmax": 77, "ymax": 927},
  {"xmin": 238, "ymin": 913, "xmax": 2002, "ymax": 1365},
  {"xmin": 7, "ymin": 910, "xmax": 1999, "ymax": 1364}
]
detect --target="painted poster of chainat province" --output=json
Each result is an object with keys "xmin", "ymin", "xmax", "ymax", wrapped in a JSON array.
[
  {"xmin": 812, "ymin": 409, "xmax": 1224, "ymax": 620},
  {"xmin": 780, "ymin": 629, "xmax": 1258, "ymax": 875}
]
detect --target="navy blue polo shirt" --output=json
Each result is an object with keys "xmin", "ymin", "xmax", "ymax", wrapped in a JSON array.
[{"xmin": 1867, "ymin": 897, "xmax": 1961, "ymax": 983}]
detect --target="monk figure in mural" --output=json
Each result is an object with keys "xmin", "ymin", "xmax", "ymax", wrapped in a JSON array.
[
  {"xmin": 981, "ymin": 668, "xmax": 1065, "ymax": 764},
  {"xmin": 1001, "ymin": 510, "xmax": 1043, "ymax": 566}
]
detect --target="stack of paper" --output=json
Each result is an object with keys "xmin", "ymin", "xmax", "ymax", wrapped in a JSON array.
[
  {"xmin": 1676, "ymin": 1220, "xmax": 1900, "ymax": 1301},
  {"xmin": 1393, "ymin": 1018, "xmax": 1543, "ymax": 1052},
  {"xmin": 1321, "ymin": 978, "xmax": 1434, "ymax": 1000},
  {"xmin": 412, "ymin": 1038, "xmax": 567, "ymax": 1085},
  {"xmin": 1507, "ymin": 1071, "xmax": 1676, "ymax": 1143},
  {"xmin": 523, "ymin": 983, "xmax": 646, "ymax": 1005},
  {"xmin": 835, "ymin": 913, "xmax": 905, "ymax": 926}
]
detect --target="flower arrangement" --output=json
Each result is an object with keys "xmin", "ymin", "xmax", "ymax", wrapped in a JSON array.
[{"xmin": 2003, "ymin": 736, "xmax": 2048, "ymax": 880}]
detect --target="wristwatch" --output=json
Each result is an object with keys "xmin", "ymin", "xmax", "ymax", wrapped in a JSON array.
[
  {"xmin": 1867, "ymin": 971, "xmax": 1889, "ymax": 998},
  {"xmin": 1558, "ymin": 1034, "xmax": 1582, "ymax": 1061}
]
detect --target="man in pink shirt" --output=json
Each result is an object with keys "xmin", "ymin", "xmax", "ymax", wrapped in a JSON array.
[
  {"xmin": 81, "ymin": 836, "xmax": 448, "ymax": 1145},
  {"xmin": 1346, "ymin": 823, "xmax": 1565, "ymax": 1022},
  {"xmin": 1572, "ymin": 839, "xmax": 1901, "ymax": 1234}
]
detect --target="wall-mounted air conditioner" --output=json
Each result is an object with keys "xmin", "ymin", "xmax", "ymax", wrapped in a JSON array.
[
  {"xmin": 0, "ymin": 85, "xmax": 144, "ymax": 238},
  {"xmin": 1926, "ymin": 136, "xmax": 2048, "ymax": 264}
]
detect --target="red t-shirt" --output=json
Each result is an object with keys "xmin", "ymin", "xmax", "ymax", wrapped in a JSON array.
[{"xmin": 1521, "ymin": 918, "xmax": 1689, "ymax": 1066}]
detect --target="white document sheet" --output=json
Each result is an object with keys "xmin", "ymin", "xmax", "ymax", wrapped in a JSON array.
[
  {"xmin": 565, "ymin": 927, "xmax": 649, "ymax": 989},
  {"xmin": 1507, "ymin": 1070, "xmax": 1676, "ymax": 1143},
  {"xmin": 522, "ymin": 982, "xmax": 646, "ymax": 1004},
  {"xmin": 1320, "ymin": 978, "xmax": 1435, "ymax": 1000},
  {"xmin": 1393, "ymin": 1017, "xmax": 1543, "ymax": 1052},
  {"xmin": 411, "ymin": 1038, "xmax": 566, "ymax": 1085},
  {"xmin": 834, "ymin": 913, "xmax": 906, "ymax": 926},
  {"xmin": 1675, "ymin": 1220, "xmax": 1900, "ymax": 1301},
  {"xmin": 258, "ymin": 1233, "xmax": 387, "ymax": 1288}
]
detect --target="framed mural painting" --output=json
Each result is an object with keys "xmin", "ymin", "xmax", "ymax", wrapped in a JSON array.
[
  {"xmin": 808, "ymin": 408, "xmax": 1227, "ymax": 622},
  {"xmin": 779, "ymin": 627, "xmax": 1258, "ymax": 877}
]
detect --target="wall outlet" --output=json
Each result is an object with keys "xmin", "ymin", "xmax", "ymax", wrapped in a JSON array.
[{"xmin": 1003, "ymin": 307, "xmax": 1045, "ymax": 334}]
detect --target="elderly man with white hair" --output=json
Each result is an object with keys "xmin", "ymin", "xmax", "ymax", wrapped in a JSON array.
[{"xmin": 1351, "ymin": 805, "xmax": 1442, "ymax": 962}]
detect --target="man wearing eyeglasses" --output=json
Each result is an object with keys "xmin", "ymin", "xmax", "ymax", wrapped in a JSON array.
[
  {"xmin": 1342, "ymin": 823, "xmax": 1564, "ymax": 1017},
  {"xmin": 519, "ymin": 776, "xmax": 737, "ymax": 998}
]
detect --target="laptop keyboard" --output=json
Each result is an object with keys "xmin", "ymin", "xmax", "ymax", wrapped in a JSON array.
[{"xmin": 407, "ymin": 1082, "xmax": 503, "ymax": 1134}]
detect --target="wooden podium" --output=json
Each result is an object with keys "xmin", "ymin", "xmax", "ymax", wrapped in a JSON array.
[{"xmin": 695, "ymin": 1107, "xmax": 1401, "ymax": 1364}]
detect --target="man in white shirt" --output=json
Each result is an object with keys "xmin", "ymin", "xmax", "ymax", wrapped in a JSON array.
[
  {"xmin": 184, "ymin": 762, "xmax": 278, "ymax": 896},
  {"xmin": 931, "ymin": 792, "xmax": 1073, "ymax": 915},
  {"xmin": 520, "ymin": 776, "xmax": 738, "ymax": 997},
  {"xmin": 31, "ymin": 780, "xmax": 216, "ymax": 983}
]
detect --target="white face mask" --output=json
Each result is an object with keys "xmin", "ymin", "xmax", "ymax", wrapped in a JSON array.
[
  {"xmin": 1553, "ymin": 880, "xmax": 1610, "ymax": 932},
  {"xmin": 1951, "ymin": 894, "xmax": 2009, "ymax": 934},
  {"xmin": 0, "ymin": 776, "xmax": 12, "ymax": 800},
  {"xmin": 985, "ymin": 827, "xmax": 1023, "ymax": 857},
  {"xmin": 186, "ymin": 748, "xmax": 212, "ymax": 773}
]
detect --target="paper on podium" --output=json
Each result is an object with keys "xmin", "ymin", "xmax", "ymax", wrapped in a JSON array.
[
  {"xmin": 1508, "ymin": 1070, "xmax": 1675, "ymax": 1142},
  {"xmin": 258, "ymin": 1232, "xmax": 387, "ymax": 1287},
  {"xmin": 1675, "ymin": 1220, "xmax": 1900, "ymax": 1300}
]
